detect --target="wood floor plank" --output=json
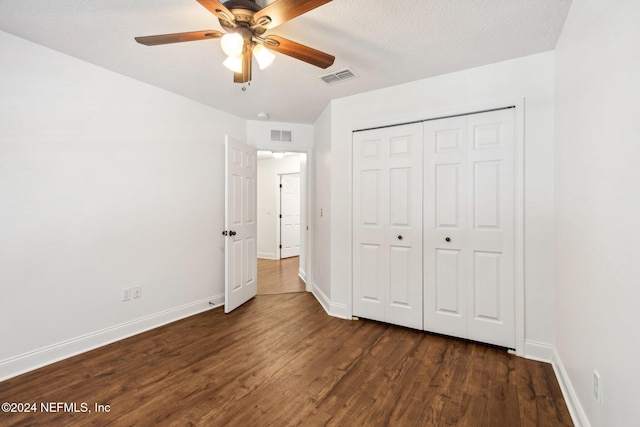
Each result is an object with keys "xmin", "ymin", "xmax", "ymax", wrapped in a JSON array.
[{"xmin": 0, "ymin": 293, "xmax": 573, "ymax": 426}]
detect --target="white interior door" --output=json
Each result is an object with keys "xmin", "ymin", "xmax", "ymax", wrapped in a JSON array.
[
  {"xmin": 423, "ymin": 109, "xmax": 516, "ymax": 348},
  {"xmin": 352, "ymin": 123, "xmax": 423, "ymax": 330},
  {"xmin": 280, "ymin": 173, "xmax": 300, "ymax": 258},
  {"xmin": 224, "ymin": 136, "xmax": 257, "ymax": 313}
]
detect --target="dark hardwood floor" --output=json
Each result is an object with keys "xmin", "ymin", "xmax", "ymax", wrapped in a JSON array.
[
  {"xmin": 257, "ymin": 256, "xmax": 305, "ymax": 295},
  {"xmin": 0, "ymin": 293, "xmax": 572, "ymax": 426}
]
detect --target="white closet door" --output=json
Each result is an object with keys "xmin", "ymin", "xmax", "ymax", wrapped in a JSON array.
[
  {"xmin": 424, "ymin": 109, "xmax": 516, "ymax": 348},
  {"xmin": 353, "ymin": 123, "xmax": 423, "ymax": 330}
]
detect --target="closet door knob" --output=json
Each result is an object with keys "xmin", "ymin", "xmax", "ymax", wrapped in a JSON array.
[
  {"xmin": 445, "ymin": 237, "xmax": 451, "ymax": 242},
  {"xmin": 397, "ymin": 235, "xmax": 403, "ymax": 240}
]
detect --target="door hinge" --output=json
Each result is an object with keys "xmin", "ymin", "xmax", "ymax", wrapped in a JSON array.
[
  {"xmin": 279, "ymin": 214, "xmax": 283, "ymax": 218},
  {"xmin": 279, "ymin": 245, "xmax": 282, "ymax": 249}
]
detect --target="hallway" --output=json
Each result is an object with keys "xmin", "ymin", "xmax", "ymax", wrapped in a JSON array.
[{"xmin": 257, "ymin": 256, "xmax": 306, "ymax": 295}]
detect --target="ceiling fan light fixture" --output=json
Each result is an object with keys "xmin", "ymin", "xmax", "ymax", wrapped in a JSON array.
[
  {"xmin": 135, "ymin": 0, "xmax": 336, "ymax": 85},
  {"xmin": 220, "ymin": 32, "xmax": 244, "ymax": 57},
  {"xmin": 253, "ymin": 44, "xmax": 276, "ymax": 70},
  {"xmin": 223, "ymin": 55, "xmax": 243, "ymax": 73}
]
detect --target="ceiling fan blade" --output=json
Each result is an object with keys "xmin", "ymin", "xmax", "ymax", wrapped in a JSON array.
[
  {"xmin": 264, "ymin": 35, "xmax": 335, "ymax": 69},
  {"xmin": 234, "ymin": 47, "xmax": 253, "ymax": 83},
  {"xmin": 196, "ymin": 0, "xmax": 235, "ymax": 24},
  {"xmin": 254, "ymin": 0, "xmax": 332, "ymax": 29},
  {"xmin": 135, "ymin": 30, "xmax": 223, "ymax": 46}
]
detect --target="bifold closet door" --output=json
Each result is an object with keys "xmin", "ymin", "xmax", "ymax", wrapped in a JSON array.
[
  {"xmin": 353, "ymin": 123, "xmax": 423, "ymax": 330},
  {"xmin": 423, "ymin": 109, "xmax": 516, "ymax": 348}
]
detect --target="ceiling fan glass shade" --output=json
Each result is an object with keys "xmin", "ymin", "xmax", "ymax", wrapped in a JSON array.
[
  {"xmin": 223, "ymin": 55, "xmax": 243, "ymax": 73},
  {"xmin": 220, "ymin": 32, "xmax": 244, "ymax": 57},
  {"xmin": 253, "ymin": 44, "xmax": 276, "ymax": 70}
]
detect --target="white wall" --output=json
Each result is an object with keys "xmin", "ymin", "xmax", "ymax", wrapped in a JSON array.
[
  {"xmin": 256, "ymin": 155, "xmax": 301, "ymax": 259},
  {"xmin": 319, "ymin": 52, "xmax": 557, "ymax": 351},
  {"xmin": 246, "ymin": 120, "xmax": 314, "ymax": 152},
  {"xmin": 311, "ymin": 105, "xmax": 333, "ymax": 310},
  {"xmin": 0, "ymin": 32, "xmax": 246, "ymax": 380},
  {"xmin": 554, "ymin": 1, "xmax": 640, "ymax": 426}
]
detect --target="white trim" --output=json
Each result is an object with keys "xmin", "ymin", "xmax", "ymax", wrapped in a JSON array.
[
  {"xmin": 311, "ymin": 280, "xmax": 331, "ymax": 315},
  {"xmin": 257, "ymin": 252, "xmax": 277, "ymax": 260},
  {"xmin": 513, "ymin": 98, "xmax": 526, "ymax": 356},
  {"xmin": 310, "ymin": 280, "xmax": 351, "ymax": 320},
  {"xmin": 552, "ymin": 347, "xmax": 591, "ymax": 427},
  {"xmin": 329, "ymin": 301, "xmax": 350, "ymax": 319},
  {"xmin": 275, "ymin": 172, "xmax": 282, "ymax": 259},
  {"xmin": 523, "ymin": 339, "xmax": 554, "ymax": 363},
  {"xmin": 0, "ymin": 295, "xmax": 223, "ymax": 382},
  {"xmin": 298, "ymin": 268, "xmax": 307, "ymax": 283}
]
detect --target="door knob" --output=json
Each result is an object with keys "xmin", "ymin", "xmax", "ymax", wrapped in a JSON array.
[
  {"xmin": 445, "ymin": 237, "xmax": 451, "ymax": 242},
  {"xmin": 229, "ymin": 231, "xmax": 237, "ymax": 236},
  {"xmin": 222, "ymin": 230, "xmax": 228, "ymax": 236},
  {"xmin": 397, "ymin": 235, "xmax": 403, "ymax": 240}
]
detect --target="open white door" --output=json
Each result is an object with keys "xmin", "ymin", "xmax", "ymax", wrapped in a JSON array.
[{"xmin": 224, "ymin": 136, "xmax": 257, "ymax": 313}]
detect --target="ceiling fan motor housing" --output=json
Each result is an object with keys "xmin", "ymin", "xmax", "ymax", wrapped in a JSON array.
[{"xmin": 218, "ymin": 0, "xmax": 268, "ymax": 35}]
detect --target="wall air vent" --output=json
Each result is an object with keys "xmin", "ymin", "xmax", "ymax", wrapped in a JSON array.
[
  {"xmin": 271, "ymin": 129, "xmax": 293, "ymax": 143},
  {"xmin": 320, "ymin": 68, "xmax": 359, "ymax": 85}
]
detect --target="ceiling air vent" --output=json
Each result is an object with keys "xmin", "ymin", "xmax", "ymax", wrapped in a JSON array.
[
  {"xmin": 320, "ymin": 68, "xmax": 359, "ymax": 85},
  {"xmin": 271, "ymin": 129, "xmax": 292, "ymax": 143}
]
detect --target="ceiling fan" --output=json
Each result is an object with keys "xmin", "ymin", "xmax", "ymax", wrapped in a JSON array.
[{"xmin": 135, "ymin": 0, "xmax": 335, "ymax": 84}]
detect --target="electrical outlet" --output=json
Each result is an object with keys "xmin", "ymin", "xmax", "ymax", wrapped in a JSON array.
[
  {"xmin": 122, "ymin": 287, "xmax": 131, "ymax": 302},
  {"xmin": 133, "ymin": 286, "xmax": 142, "ymax": 299},
  {"xmin": 593, "ymin": 370, "xmax": 602, "ymax": 402}
]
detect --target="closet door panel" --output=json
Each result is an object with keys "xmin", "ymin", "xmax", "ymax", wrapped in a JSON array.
[
  {"xmin": 353, "ymin": 123, "xmax": 423, "ymax": 329},
  {"xmin": 353, "ymin": 136, "xmax": 387, "ymax": 322},
  {"xmin": 466, "ymin": 109, "xmax": 515, "ymax": 348},
  {"xmin": 424, "ymin": 117, "xmax": 468, "ymax": 336}
]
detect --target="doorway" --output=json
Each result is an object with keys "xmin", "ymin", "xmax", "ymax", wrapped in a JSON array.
[{"xmin": 256, "ymin": 152, "xmax": 307, "ymax": 295}]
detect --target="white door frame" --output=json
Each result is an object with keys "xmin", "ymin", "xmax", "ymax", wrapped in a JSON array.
[
  {"xmin": 256, "ymin": 148, "xmax": 312, "ymax": 291},
  {"xmin": 347, "ymin": 99, "xmax": 526, "ymax": 355}
]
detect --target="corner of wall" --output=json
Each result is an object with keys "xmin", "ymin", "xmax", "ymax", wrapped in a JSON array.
[{"xmin": 551, "ymin": 347, "xmax": 591, "ymax": 427}]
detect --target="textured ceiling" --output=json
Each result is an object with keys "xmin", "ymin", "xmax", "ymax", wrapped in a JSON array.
[{"xmin": 0, "ymin": 0, "xmax": 571, "ymax": 124}]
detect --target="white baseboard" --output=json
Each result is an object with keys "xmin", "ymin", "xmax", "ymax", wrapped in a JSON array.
[
  {"xmin": 329, "ymin": 301, "xmax": 350, "ymax": 319},
  {"xmin": 257, "ymin": 253, "xmax": 277, "ymax": 259},
  {"xmin": 524, "ymin": 339, "xmax": 554, "ymax": 363},
  {"xmin": 0, "ymin": 294, "xmax": 224, "ymax": 382},
  {"xmin": 310, "ymin": 281, "xmax": 350, "ymax": 320},
  {"xmin": 298, "ymin": 268, "xmax": 306, "ymax": 283},
  {"xmin": 552, "ymin": 347, "xmax": 591, "ymax": 427},
  {"xmin": 310, "ymin": 281, "xmax": 331, "ymax": 316}
]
